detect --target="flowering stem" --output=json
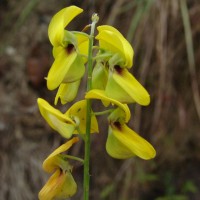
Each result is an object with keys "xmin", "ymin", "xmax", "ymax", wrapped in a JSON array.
[{"xmin": 84, "ymin": 13, "xmax": 99, "ymax": 200}]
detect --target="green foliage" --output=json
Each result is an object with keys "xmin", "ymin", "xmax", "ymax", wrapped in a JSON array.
[
  {"xmin": 156, "ymin": 171, "xmax": 197, "ymax": 200},
  {"xmin": 156, "ymin": 195, "xmax": 188, "ymax": 200},
  {"xmin": 182, "ymin": 180, "xmax": 198, "ymax": 194},
  {"xmin": 100, "ymin": 184, "xmax": 115, "ymax": 199}
]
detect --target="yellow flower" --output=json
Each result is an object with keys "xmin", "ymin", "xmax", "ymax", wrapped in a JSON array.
[
  {"xmin": 93, "ymin": 25, "xmax": 150, "ymax": 105},
  {"xmin": 96, "ymin": 25, "xmax": 134, "ymax": 68},
  {"xmin": 65, "ymin": 99, "xmax": 99, "ymax": 134},
  {"xmin": 39, "ymin": 137, "xmax": 79, "ymax": 200},
  {"xmin": 39, "ymin": 169, "xmax": 77, "ymax": 200},
  {"xmin": 37, "ymin": 98, "xmax": 98, "ymax": 138},
  {"xmin": 85, "ymin": 89, "xmax": 131, "ymax": 123},
  {"xmin": 105, "ymin": 66, "xmax": 150, "ymax": 105},
  {"xmin": 106, "ymin": 122, "xmax": 156, "ymax": 160},
  {"xmin": 47, "ymin": 6, "xmax": 89, "ymax": 90},
  {"xmin": 92, "ymin": 63, "xmax": 150, "ymax": 105},
  {"xmin": 85, "ymin": 89, "xmax": 156, "ymax": 160},
  {"xmin": 37, "ymin": 98, "xmax": 76, "ymax": 138},
  {"xmin": 43, "ymin": 137, "xmax": 79, "ymax": 173},
  {"xmin": 37, "ymin": 98, "xmax": 75, "ymax": 138}
]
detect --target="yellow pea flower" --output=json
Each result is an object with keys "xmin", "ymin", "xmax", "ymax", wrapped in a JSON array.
[
  {"xmin": 94, "ymin": 25, "xmax": 150, "ymax": 105},
  {"xmin": 65, "ymin": 100, "xmax": 99, "ymax": 134},
  {"xmin": 43, "ymin": 137, "xmax": 79, "ymax": 173},
  {"xmin": 105, "ymin": 66, "xmax": 150, "ymax": 105},
  {"xmin": 37, "ymin": 98, "xmax": 99, "ymax": 138},
  {"xmin": 85, "ymin": 89, "xmax": 131, "ymax": 123},
  {"xmin": 85, "ymin": 89, "xmax": 156, "ymax": 160},
  {"xmin": 96, "ymin": 25, "xmax": 134, "ymax": 68},
  {"xmin": 37, "ymin": 98, "xmax": 76, "ymax": 138},
  {"xmin": 39, "ymin": 137, "xmax": 79, "ymax": 200},
  {"xmin": 47, "ymin": 6, "xmax": 89, "ymax": 90},
  {"xmin": 47, "ymin": 49, "xmax": 84, "ymax": 90},
  {"xmin": 91, "ymin": 62, "xmax": 150, "ymax": 105},
  {"xmin": 106, "ymin": 122, "xmax": 156, "ymax": 160},
  {"xmin": 39, "ymin": 169, "xmax": 77, "ymax": 200}
]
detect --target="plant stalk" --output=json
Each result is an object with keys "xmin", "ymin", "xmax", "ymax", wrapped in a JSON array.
[{"xmin": 84, "ymin": 13, "xmax": 98, "ymax": 200}]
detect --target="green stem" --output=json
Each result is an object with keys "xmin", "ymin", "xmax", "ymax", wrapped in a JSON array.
[
  {"xmin": 93, "ymin": 109, "xmax": 115, "ymax": 116},
  {"xmin": 84, "ymin": 13, "xmax": 99, "ymax": 200},
  {"xmin": 64, "ymin": 155, "xmax": 84, "ymax": 163}
]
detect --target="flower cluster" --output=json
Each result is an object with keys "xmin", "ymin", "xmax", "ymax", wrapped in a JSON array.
[{"xmin": 37, "ymin": 5, "xmax": 156, "ymax": 200}]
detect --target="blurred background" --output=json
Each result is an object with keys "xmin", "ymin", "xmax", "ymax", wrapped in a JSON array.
[{"xmin": 0, "ymin": 0, "xmax": 200, "ymax": 199}]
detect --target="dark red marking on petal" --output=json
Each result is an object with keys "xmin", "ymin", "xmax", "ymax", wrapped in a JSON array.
[
  {"xmin": 66, "ymin": 44, "xmax": 74, "ymax": 54},
  {"xmin": 113, "ymin": 121, "xmax": 122, "ymax": 130},
  {"xmin": 114, "ymin": 65, "xmax": 123, "ymax": 74}
]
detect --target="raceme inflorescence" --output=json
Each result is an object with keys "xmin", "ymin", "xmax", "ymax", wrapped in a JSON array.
[{"xmin": 37, "ymin": 5, "xmax": 156, "ymax": 200}]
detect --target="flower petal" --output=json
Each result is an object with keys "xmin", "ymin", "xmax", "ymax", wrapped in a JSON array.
[
  {"xmin": 105, "ymin": 67, "xmax": 150, "ymax": 105},
  {"xmin": 47, "ymin": 50, "xmax": 85, "ymax": 90},
  {"xmin": 47, "ymin": 50, "xmax": 77, "ymax": 90},
  {"xmin": 38, "ymin": 169, "xmax": 77, "ymax": 200},
  {"xmin": 108, "ymin": 107, "xmax": 129, "ymax": 124},
  {"xmin": 106, "ymin": 123, "xmax": 156, "ymax": 160},
  {"xmin": 48, "ymin": 6, "xmax": 83, "ymax": 46},
  {"xmin": 52, "ymin": 46, "xmax": 63, "ymax": 58},
  {"xmin": 62, "ymin": 53, "xmax": 85, "ymax": 83},
  {"xmin": 37, "ymin": 98, "xmax": 75, "ymax": 138},
  {"xmin": 96, "ymin": 25, "xmax": 134, "ymax": 68},
  {"xmin": 65, "ymin": 100, "xmax": 99, "ymax": 134},
  {"xmin": 74, "ymin": 32, "xmax": 89, "ymax": 58},
  {"xmin": 92, "ymin": 62, "xmax": 108, "ymax": 90},
  {"xmin": 43, "ymin": 137, "xmax": 79, "ymax": 173},
  {"xmin": 85, "ymin": 89, "xmax": 131, "ymax": 122},
  {"xmin": 55, "ymin": 80, "xmax": 81, "ymax": 105}
]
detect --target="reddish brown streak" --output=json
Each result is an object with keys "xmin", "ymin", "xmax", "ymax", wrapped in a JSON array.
[
  {"xmin": 66, "ymin": 44, "xmax": 74, "ymax": 54},
  {"xmin": 113, "ymin": 121, "xmax": 122, "ymax": 130},
  {"xmin": 114, "ymin": 65, "xmax": 123, "ymax": 74}
]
